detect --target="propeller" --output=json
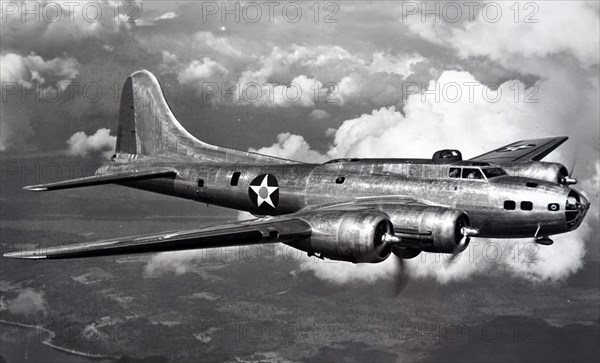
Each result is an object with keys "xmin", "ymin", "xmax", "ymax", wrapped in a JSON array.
[
  {"xmin": 382, "ymin": 233, "xmax": 412, "ymax": 296},
  {"xmin": 391, "ymin": 253, "xmax": 411, "ymax": 297},
  {"xmin": 445, "ymin": 223, "xmax": 478, "ymax": 265},
  {"xmin": 381, "ymin": 229, "xmax": 412, "ymax": 297},
  {"xmin": 561, "ymin": 153, "xmax": 578, "ymax": 185}
]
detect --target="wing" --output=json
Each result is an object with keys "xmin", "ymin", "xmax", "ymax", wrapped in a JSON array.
[
  {"xmin": 23, "ymin": 167, "xmax": 177, "ymax": 192},
  {"xmin": 469, "ymin": 136, "xmax": 568, "ymax": 164},
  {"xmin": 3, "ymin": 217, "xmax": 311, "ymax": 259},
  {"xmin": 2, "ymin": 196, "xmax": 433, "ymax": 260}
]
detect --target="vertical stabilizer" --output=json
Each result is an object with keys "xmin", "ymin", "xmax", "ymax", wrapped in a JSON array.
[
  {"xmin": 115, "ymin": 70, "xmax": 291, "ymax": 164},
  {"xmin": 116, "ymin": 70, "xmax": 206, "ymax": 157}
]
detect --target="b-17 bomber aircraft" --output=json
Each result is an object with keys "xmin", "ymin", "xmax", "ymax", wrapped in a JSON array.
[{"xmin": 4, "ymin": 71, "xmax": 591, "ymax": 280}]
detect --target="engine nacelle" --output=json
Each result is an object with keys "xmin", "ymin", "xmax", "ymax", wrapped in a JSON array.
[
  {"xmin": 382, "ymin": 205, "xmax": 471, "ymax": 254},
  {"xmin": 296, "ymin": 210, "xmax": 393, "ymax": 263},
  {"xmin": 500, "ymin": 161, "xmax": 572, "ymax": 185}
]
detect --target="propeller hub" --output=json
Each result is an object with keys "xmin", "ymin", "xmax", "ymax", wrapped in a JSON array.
[
  {"xmin": 461, "ymin": 227, "xmax": 479, "ymax": 237},
  {"xmin": 382, "ymin": 233, "xmax": 402, "ymax": 244},
  {"xmin": 561, "ymin": 176, "xmax": 577, "ymax": 185}
]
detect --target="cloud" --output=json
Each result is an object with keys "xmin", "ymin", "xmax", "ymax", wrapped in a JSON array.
[
  {"xmin": 327, "ymin": 70, "xmax": 597, "ymax": 160},
  {"xmin": 193, "ymin": 31, "xmax": 244, "ymax": 59},
  {"xmin": 159, "ymin": 50, "xmax": 179, "ymax": 74},
  {"xmin": 1, "ymin": 1, "xmax": 136, "ymax": 56},
  {"xmin": 66, "ymin": 128, "xmax": 116, "ymax": 159},
  {"xmin": 405, "ymin": 1, "xmax": 599, "ymax": 67},
  {"xmin": 253, "ymin": 2, "xmax": 598, "ymax": 286},
  {"xmin": 8, "ymin": 288, "xmax": 48, "ymax": 316},
  {"xmin": 249, "ymin": 132, "xmax": 328, "ymax": 162},
  {"xmin": 1, "ymin": 53, "xmax": 79, "ymax": 152},
  {"xmin": 0, "ymin": 53, "xmax": 31, "ymax": 83},
  {"xmin": 252, "ymin": 69, "xmax": 598, "ymax": 284},
  {"xmin": 144, "ymin": 251, "xmax": 204, "ymax": 276},
  {"xmin": 155, "ymin": 12, "xmax": 177, "ymax": 21},
  {"xmin": 233, "ymin": 45, "xmax": 422, "ymax": 107},
  {"xmin": 177, "ymin": 57, "xmax": 229, "ymax": 90},
  {"xmin": 369, "ymin": 52, "xmax": 423, "ymax": 76},
  {"xmin": 309, "ymin": 109, "xmax": 330, "ymax": 121},
  {"xmin": 0, "ymin": 52, "xmax": 79, "ymax": 89}
]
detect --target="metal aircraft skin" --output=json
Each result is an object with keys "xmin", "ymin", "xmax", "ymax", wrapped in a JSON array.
[{"xmin": 4, "ymin": 70, "xmax": 590, "ymax": 265}]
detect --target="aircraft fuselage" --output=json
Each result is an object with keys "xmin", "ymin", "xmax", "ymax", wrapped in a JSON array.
[{"xmin": 104, "ymin": 158, "xmax": 588, "ymax": 239}]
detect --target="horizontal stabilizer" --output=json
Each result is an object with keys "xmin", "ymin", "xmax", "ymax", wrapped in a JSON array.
[
  {"xmin": 469, "ymin": 137, "xmax": 568, "ymax": 164},
  {"xmin": 3, "ymin": 218, "xmax": 311, "ymax": 259},
  {"xmin": 23, "ymin": 168, "xmax": 177, "ymax": 192}
]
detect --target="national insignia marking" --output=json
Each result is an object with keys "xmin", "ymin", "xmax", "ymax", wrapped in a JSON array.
[
  {"xmin": 497, "ymin": 144, "xmax": 536, "ymax": 152},
  {"xmin": 248, "ymin": 174, "xmax": 279, "ymax": 210}
]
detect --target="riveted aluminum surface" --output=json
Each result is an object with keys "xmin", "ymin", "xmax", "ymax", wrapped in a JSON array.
[
  {"xmin": 296, "ymin": 209, "xmax": 392, "ymax": 263},
  {"xmin": 101, "ymin": 157, "xmax": 587, "ymax": 240}
]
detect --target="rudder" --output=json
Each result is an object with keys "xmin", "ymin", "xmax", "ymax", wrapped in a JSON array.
[{"xmin": 114, "ymin": 70, "xmax": 294, "ymax": 164}]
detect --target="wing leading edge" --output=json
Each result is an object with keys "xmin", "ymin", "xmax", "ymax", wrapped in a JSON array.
[
  {"xmin": 2, "ymin": 197, "xmax": 429, "ymax": 260},
  {"xmin": 469, "ymin": 136, "xmax": 568, "ymax": 164},
  {"xmin": 3, "ymin": 217, "xmax": 311, "ymax": 259}
]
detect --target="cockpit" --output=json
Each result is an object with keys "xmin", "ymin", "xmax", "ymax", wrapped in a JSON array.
[{"xmin": 448, "ymin": 166, "xmax": 507, "ymax": 181}]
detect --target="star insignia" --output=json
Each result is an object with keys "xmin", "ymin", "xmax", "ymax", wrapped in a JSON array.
[
  {"xmin": 497, "ymin": 144, "xmax": 536, "ymax": 152},
  {"xmin": 248, "ymin": 174, "xmax": 279, "ymax": 210}
]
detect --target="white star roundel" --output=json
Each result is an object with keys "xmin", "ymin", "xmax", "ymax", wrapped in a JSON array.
[
  {"xmin": 497, "ymin": 144, "xmax": 536, "ymax": 152},
  {"xmin": 248, "ymin": 174, "xmax": 279, "ymax": 210}
]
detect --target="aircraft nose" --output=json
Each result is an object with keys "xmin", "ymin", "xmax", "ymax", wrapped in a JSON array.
[
  {"xmin": 579, "ymin": 193, "xmax": 590, "ymax": 210},
  {"xmin": 565, "ymin": 189, "xmax": 590, "ymax": 230}
]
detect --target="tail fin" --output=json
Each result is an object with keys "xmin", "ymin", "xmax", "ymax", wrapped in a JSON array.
[
  {"xmin": 116, "ymin": 70, "xmax": 216, "ymax": 158},
  {"xmin": 115, "ymin": 70, "xmax": 290, "ymax": 164}
]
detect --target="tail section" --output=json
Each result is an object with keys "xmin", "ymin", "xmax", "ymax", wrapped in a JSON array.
[{"xmin": 115, "ymin": 70, "xmax": 291, "ymax": 164}]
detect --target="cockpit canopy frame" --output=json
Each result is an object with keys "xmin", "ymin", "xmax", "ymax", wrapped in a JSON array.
[{"xmin": 448, "ymin": 166, "xmax": 507, "ymax": 181}]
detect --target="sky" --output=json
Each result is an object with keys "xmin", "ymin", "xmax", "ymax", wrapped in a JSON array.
[{"xmin": 1, "ymin": 0, "xmax": 599, "ymax": 282}]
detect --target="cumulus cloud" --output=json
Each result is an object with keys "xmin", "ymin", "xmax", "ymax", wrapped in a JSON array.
[
  {"xmin": 405, "ymin": 1, "xmax": 600, "ymax": 67},
  {"xmin": 369, "ymin": 52, "xmax": 423, "ymax": 76},
  {"xmin": 155, "ymin": 12, "xmax": 177, "ymax": 21},
  {"xmin": 294, "ymin": 233, "xmax": 591, "ymax": 286},
  {"xmin": 309, "ymin": 109, "xmax": 330, "ymax": 121},
  {"xmin": 0, "ymin": 53, "xmax": 79, "ymax": 90},
  {"xmin": 8, "ymin": 288, "xmax": 48, "ymax": 316},
  {"xmin": 177, "ymin": 57, "xmax": 229, "ymax": 91},
  {"xmin": 233, "ymin": 45, "xmax": 423, "ymax": 107},
  {"xmin": 1, "ymin": 1, "xmax": 136, "ymax": 55},
  {"xmin": 252, "ymin": 69, "xmax": 598, "ymax": 284},
  {"xmin": 144, "ymin": 251, "xmax": 204, "ymax": 276},
  {"xmin": 193, "ymin": 31, "xmax": 244, "ymax": 59},
  {"xmin": 1, "ymin": 53, "xmax": 79, "ymax": 151},
  {"xmin": 249, "ymin": 132, "xmax": 328, "ymax": 162},
  {"xmin": 66, "ymin": 128, "xmax": 116, "ymax": 159},
  {"xmin": 254, "ymin": 2, "xmax": 599, "ymax": 285},
  {"xmin": 326, "ymin": 70, "xmax": 597, "ymax": 160},
  {"xmin": 172, "ymin": 42, "xmax": 425, "ymax": 107}
]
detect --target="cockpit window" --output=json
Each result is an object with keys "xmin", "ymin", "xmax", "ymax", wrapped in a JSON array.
[
  {"xmin": 448, "ymin": 167, "xmax": 461, "ymax": 178},
  {"xmin": 461, "ymin": 168, "xmax": 484, "ymax": 180},
  {"xmin": 482, "ymin": 168, "xmax": 507, "ymax": 178}
]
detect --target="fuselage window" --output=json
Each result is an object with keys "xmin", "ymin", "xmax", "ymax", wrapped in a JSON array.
[
  {"xmin": 198, "ymin": 179, "xmax": 204, "ymax": 188},
  {"xmin": 336, "ymin": 176, "xmax": 346, "ymax": 184},
  {"xmin": 521, "ymin": 201, "xmax": 533, "ymax": 211},
  {"xmin": 462, "ymin": 168, "xmax": 484, "ymax": 180},
  {"xmin": 504, "ymin": 200, "xmax": 516, "ymax": 210},
  {"xmin": 449, "ymin": 167, "xmax": 461, "ymax": 178},
  {"xmin": 230, "ymin": 172, "xmax": 241, "ymax": 186},
  {"xmin": 548, "ymin": 203, "xmax": 560, "ymax": 211}
]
